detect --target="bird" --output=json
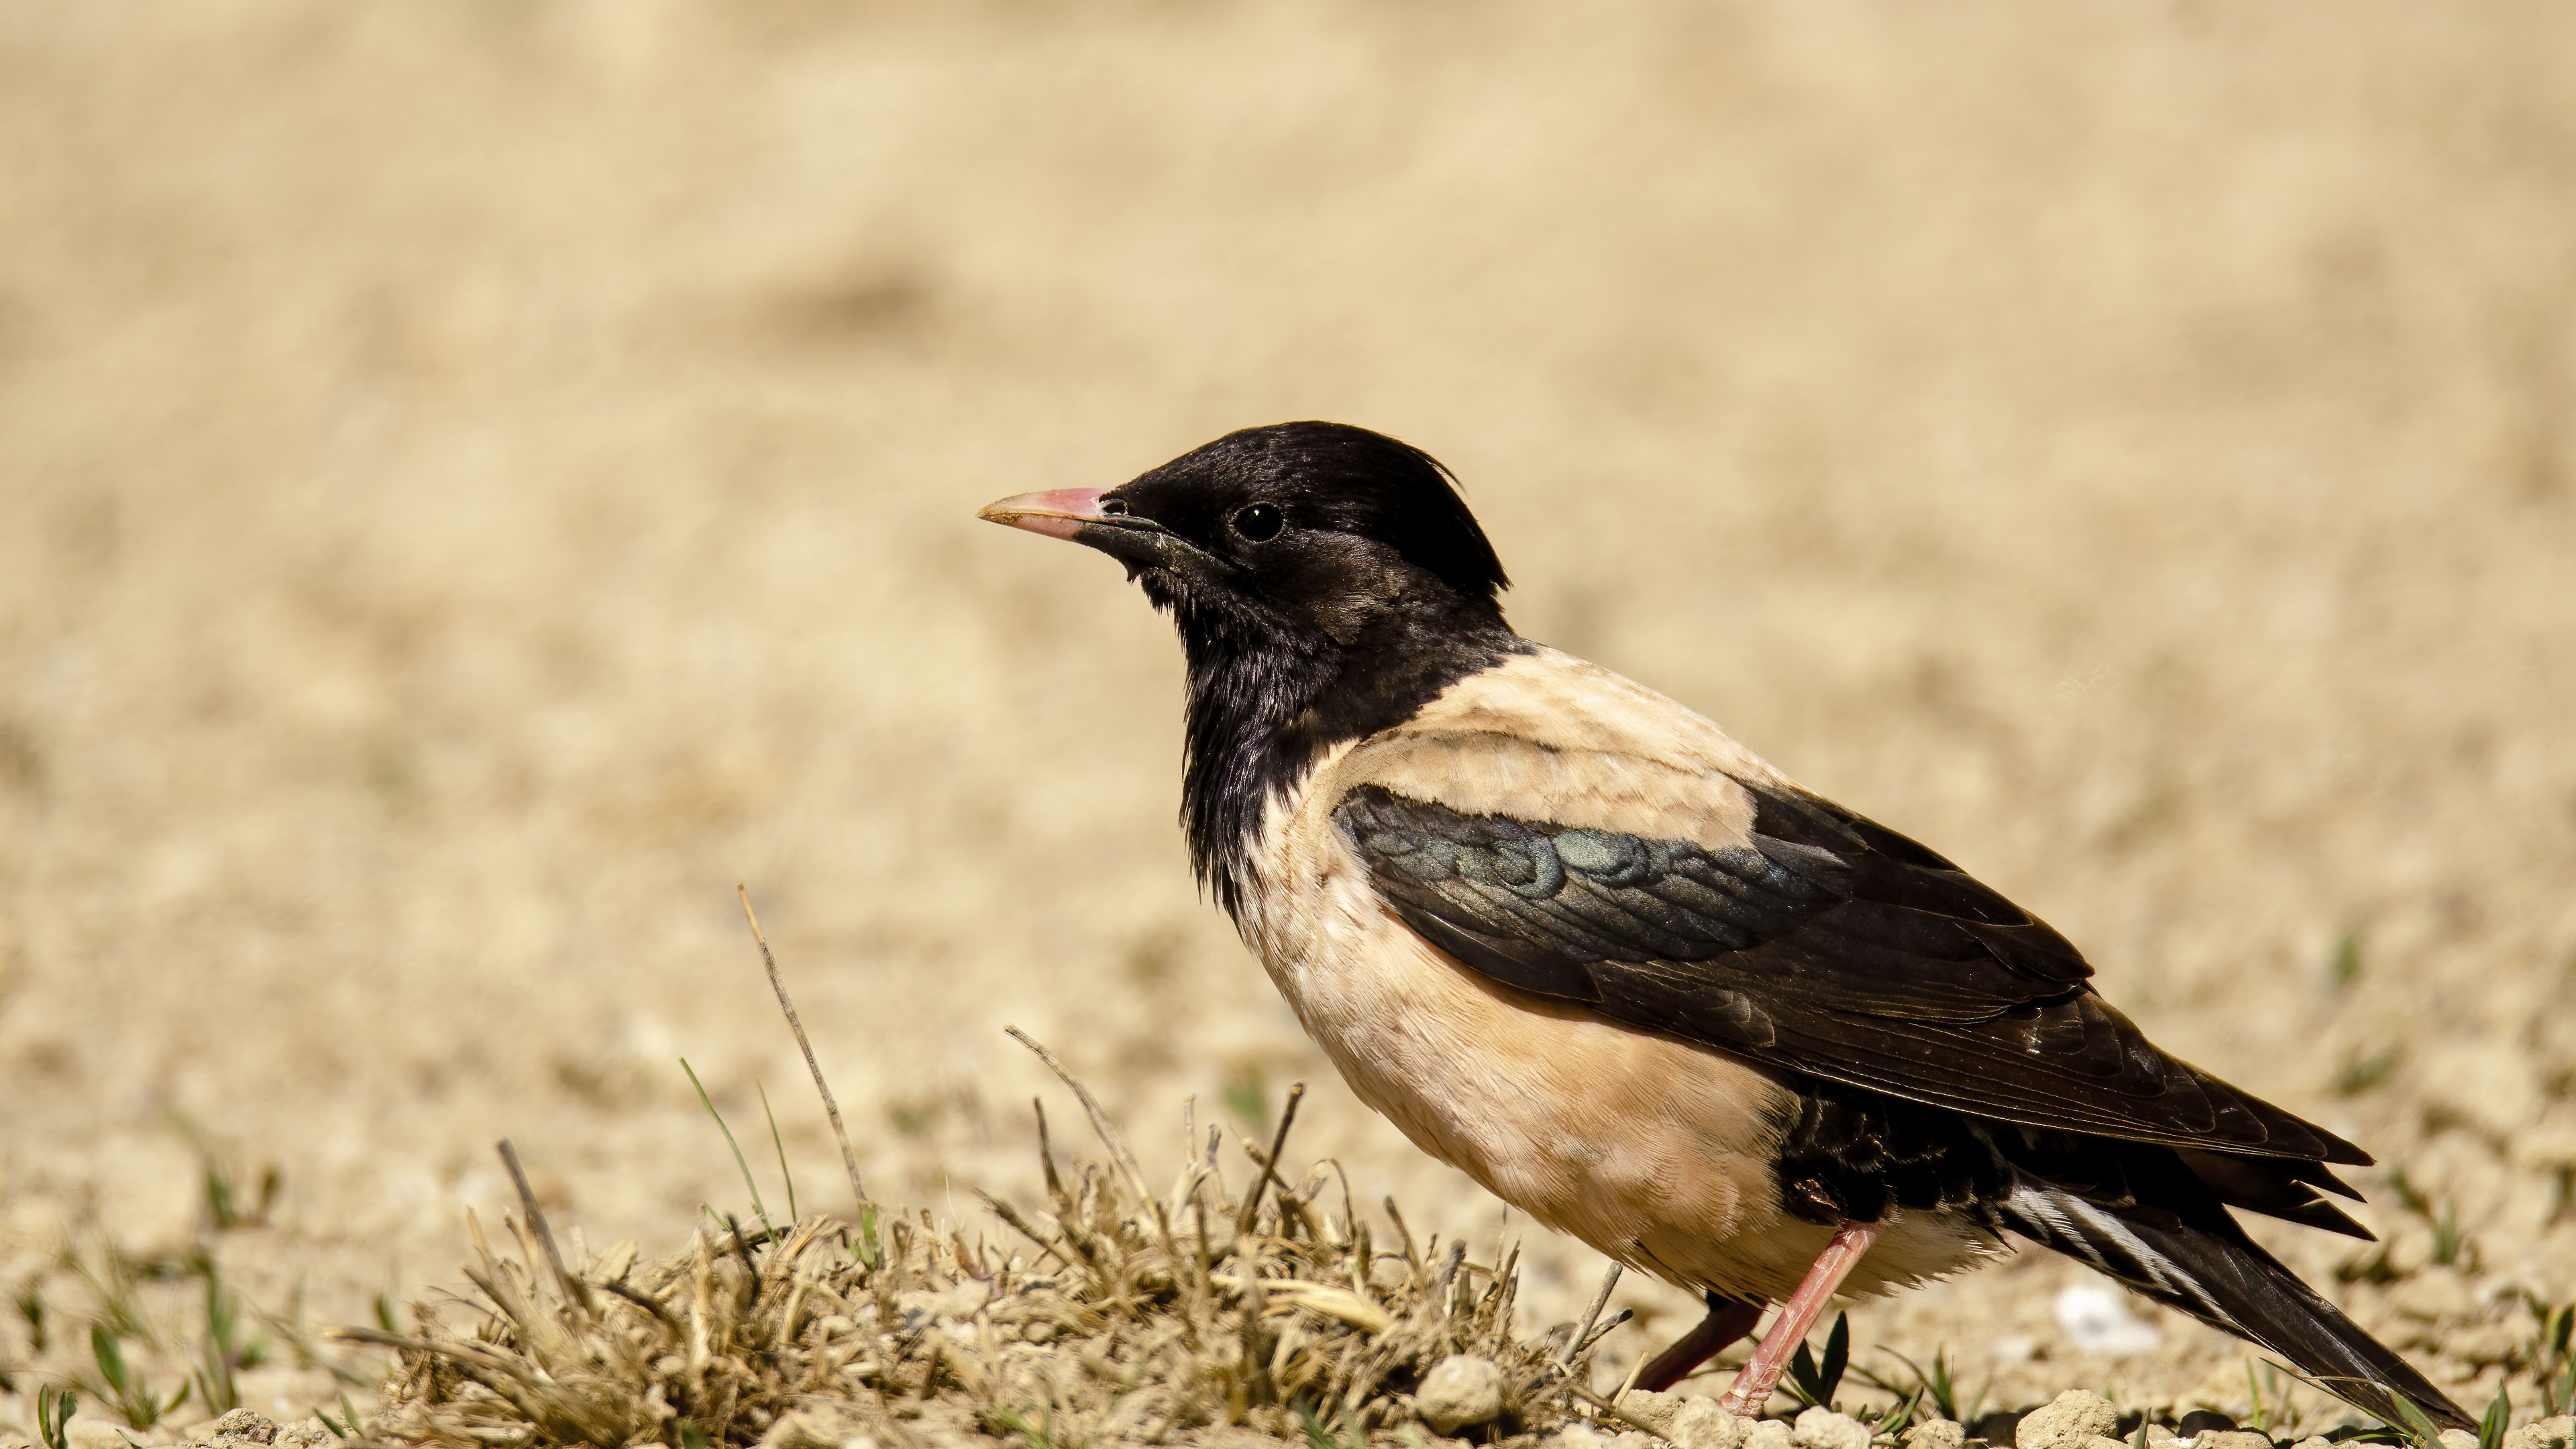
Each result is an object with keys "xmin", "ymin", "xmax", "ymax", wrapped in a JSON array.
[{"xmin": 977, "ymin": 421, "xmax": 2470, "ymax": 1430}]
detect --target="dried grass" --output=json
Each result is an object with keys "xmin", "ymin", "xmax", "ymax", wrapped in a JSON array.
[{"xmin": 339, "ymin": 1081, "xmax": 1606, "ymax": 1449}]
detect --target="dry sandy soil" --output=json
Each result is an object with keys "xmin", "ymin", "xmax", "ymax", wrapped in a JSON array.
[{"xmin": 3, "ymin": 1, "xmax": 2572, "ymax": 1441}]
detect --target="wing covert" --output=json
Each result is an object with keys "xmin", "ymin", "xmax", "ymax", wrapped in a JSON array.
[{"xmin": 1334, "ymin": 782, "xmax": 2365, "ymax": 1165}]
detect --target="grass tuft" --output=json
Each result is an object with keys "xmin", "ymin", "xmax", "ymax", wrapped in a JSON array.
[
  {"xmin": 341, "ymin": 1061, "xmax": 1604, "ymax": 1448},
  {"xmin": 1858, "ymin": 1344, "xmax": 1987, "ymax": 1428}
]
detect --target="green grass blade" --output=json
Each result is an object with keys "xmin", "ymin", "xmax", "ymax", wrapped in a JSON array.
[
  {"xmin": 759, "ymin": 1081, "xmax": 799, "ymax": 1224},
  {"xmin": 2477, "ymin": 1385, "xmax": 2508, "ymax": 1449},
  {"xmin": 680, "ymin": 1057, "xmax": 773, "ymax": 1238},
  {"xmin": 2388, "ymin": 1389, "xmax": 2449, "ymax": 1449},
  {"xmin": 91, "ymin": 1324, "xmax": 131, "ymax": 1394},
  {"xmin": 38, "ymin": 1386, "xmax": 78, "ymax": 1449},
  {"xmin": 1874, "ymin": 1387, "xmax": 1925, "ymax": 1437},
  {"xmin": 1821, "ymin": 1310, "xmax": 1850, "ymax": 1405},
  {"xmin": 1298, "ymin": 1402, "xmax": 1354, "ymax": 1449},
  {"xmin": 1787, "ymin": 1338, "xmax": 1824, "ymax": 1407},
  {"xmin": 1872, "ymin": 1346, "xmax": 1963, "ymax": 1421},
  {"xmin": 857, "ymin": 1202, "xmax": 884, "ymax": 1273}
]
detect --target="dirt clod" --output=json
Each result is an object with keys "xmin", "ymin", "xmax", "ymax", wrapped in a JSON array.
[
  {"xmin": 209, "ymin": 1411, "xmax": 276, "ymax": 1445},
  {"xmin": 1416, "ymin": 1354, "xmax": 1507, "ymax": 1434},
  {"xmin": 1789, "ymin": 1405, "xmax": 1872, "ymax": 1449},
  {"xmin": 1672, "ymin": 1397, "xmax": 1751, "ymax": 1449},
  {"xmin": 2019, "ymin": 1390, "xmax": 2121, "ymax": 1449},
  {"xmin": 2502, "ymin": 1416, "xmax": 2574, "ymax": 1449},
  {"xmin": 1745, "ymin": 1417, "xmax": 1796, "ymax": 1449}
]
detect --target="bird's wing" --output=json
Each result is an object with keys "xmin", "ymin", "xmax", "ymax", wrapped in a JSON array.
[{"xmin": 1333, "ymin": 776, "xmax": 2365, "ymax": 1165}]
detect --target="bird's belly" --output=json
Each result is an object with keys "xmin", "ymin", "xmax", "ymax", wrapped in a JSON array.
[{"xmin": 1246, "ymin": 857, "xmax": 1992, "ymax": 1302}]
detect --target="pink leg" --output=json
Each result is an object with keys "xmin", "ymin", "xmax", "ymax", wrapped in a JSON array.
[{"xmin": 1716, "ymin": 1222, "xmax": 1884, "ymax": 1417}]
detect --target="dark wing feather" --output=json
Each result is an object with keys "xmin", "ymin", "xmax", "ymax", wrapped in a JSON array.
[{"xmin": 1337, "ymin": 782, "xmax": 2366, "ymax": 1165}]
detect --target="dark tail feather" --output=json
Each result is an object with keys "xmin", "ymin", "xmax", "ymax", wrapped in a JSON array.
[{"xmin": 2000, "ymin": 1183, "xmax": 2472, "ymax": 1434}]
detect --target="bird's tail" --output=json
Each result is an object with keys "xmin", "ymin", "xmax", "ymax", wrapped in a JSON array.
[{"xmin": 1998, "ymin": 1183, "xmax": 2471, "ymax": 1434}]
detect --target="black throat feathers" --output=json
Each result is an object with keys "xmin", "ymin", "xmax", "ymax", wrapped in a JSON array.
[{"xmin": 1169, "ymin": 588, "xmax": 1527, "ymax": 924}]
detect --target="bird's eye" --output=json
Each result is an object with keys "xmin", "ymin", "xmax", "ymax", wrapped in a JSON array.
[
  {"xmin": 1230, "ymin": 502, "xmax": 1284, "ymax": 543},
  {"xmin": 1097, "ymin": 496, "xmax": 1130, "ymax": 516}
]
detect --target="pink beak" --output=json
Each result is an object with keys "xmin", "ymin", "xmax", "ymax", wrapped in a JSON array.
[{"xmin": 977, "ymin": 488, "xmax": 1114, "ymax": 541}]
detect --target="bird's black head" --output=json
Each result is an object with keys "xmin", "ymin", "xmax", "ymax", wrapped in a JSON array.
[
  {"xmin": 985, "ymin": 422, "xmax": 1509, "ymax": 645},
  {"xmin": 981, "ymin": 421, "xmax": 1529, "ymax": 918}
]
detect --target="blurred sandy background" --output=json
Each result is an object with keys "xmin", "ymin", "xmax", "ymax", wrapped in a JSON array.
[{"xmin": 3, "ymin": 0, "xmax": 2573, "ymax": 1436}]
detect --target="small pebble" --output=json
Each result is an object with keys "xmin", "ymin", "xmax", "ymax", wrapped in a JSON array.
[
  {"xmin": 1415, "ymin": 1353, "xmax": 1507, "ymax": 1434},
  {"xmin": 2197, "ymin": 1432, "xmax": 2272, "ymax": 1449},
  {"xmin": 1791, "ymin": 1406, "xmax": 1872, "ymax": 1449},
  {"xmin": 1672, "ymin": 1397, "xmax": 1749, "ymax": 1449},
  {"xmin": 2438, "ymin": 1430, "xmax": 2480, "ymax": 1449},
  {"xmin": 1617, "ymin": 1391, "xmax": 1684, "ymax": 1436},
  {"xmin": 1904, "ymin": 1419, "xmax": 1967, "ymax": 1449},
  {"xmin": 212, "ymin": 1409, "xmax": 279, "ymax": 1445},
  {"xmin": 2019, "ymin": 1391, "xmax": 2121, "ymax": 1449},
  {"xmin": 2504, "ymin": 1416, "xmax": 2573, "ymax": 1449},
  {"xmin": 1747, "ymin": 1419, "xmax": 1796, "ymax": 1449},
  {"xmin": 274, "ymin": 1420, "xmax": 337, "ymax": 1449}
]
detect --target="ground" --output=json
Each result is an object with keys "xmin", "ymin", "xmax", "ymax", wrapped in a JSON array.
[{"xmin": 1, "ymin": 3, "xmax": 2572, "ymax": 1443}]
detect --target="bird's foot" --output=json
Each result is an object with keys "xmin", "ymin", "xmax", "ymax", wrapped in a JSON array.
[{"xmin": 1633, "ymin": 1292, "xmax": 1766, "ymax": 1394}]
